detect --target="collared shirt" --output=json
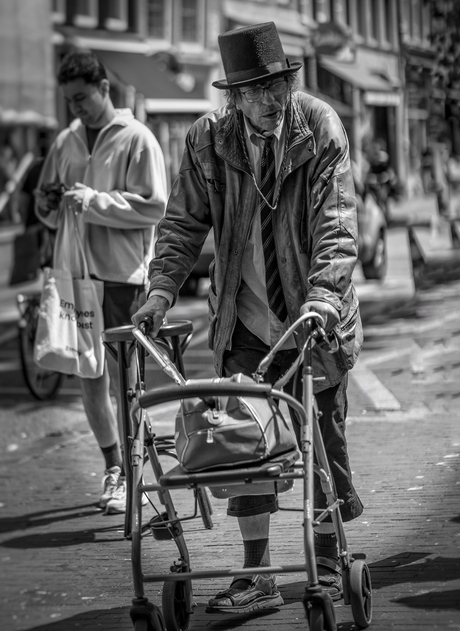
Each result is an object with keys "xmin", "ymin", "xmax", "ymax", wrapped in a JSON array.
[{"xmin": 237, "ymin": 114, "xmax": 295, "ymax": 349}]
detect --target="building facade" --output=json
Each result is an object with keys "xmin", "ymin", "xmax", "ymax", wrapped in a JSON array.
[{"xmin": 0, "ymin": 0, "xmax": 444, "ymax": 196}]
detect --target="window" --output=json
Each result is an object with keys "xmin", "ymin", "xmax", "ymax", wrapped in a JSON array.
[
  {"xmin": 410, "ymin": 0, "xmax": 422, "ymax": 41},
  {"xmin": 51, "ymin": 0, "xmax": 65, "ymax": 23},
  {"xmin": 147, "ymin": 0, "xmax": 167, "ymax": 39},
  {"xmin": 382, "ymin": 0, "xmax": 392, "ymax": 45},
  {"xmin": 73, "ymin": 0, "xmax": 98, "ymax": 28},
  {"xmin": 181, "ymin": 0, "xmax": 199, "ymax": 42},
  {"xmin": 369, "ymin": 0, "xmax": 380, "ymax": 42},
  {"xmin": 103, "ymin": 0, "xmax": 128, "ymax": 31},
  {"xmin": 345, "ymin": 0, "xmax": 352, "ymax": 26},
  {"xmin": 421, "ymin": 1, "xmax": 431, "ymax": 45},
  {"xmin": 315, "ymin": 0, "xmax": 332, "ymax": 23},
  {"xmin": 401, "ymin": 0, "xmax": 411, "ymax": 41},
  {"xmin": 356, "ymin": 0, "xmax": 366, "ymax": 38}
]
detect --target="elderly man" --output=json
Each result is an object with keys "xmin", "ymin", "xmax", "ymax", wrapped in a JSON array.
[{"xmin": 133, "ymin": 22, "xmax": 363, "ymax": 615}]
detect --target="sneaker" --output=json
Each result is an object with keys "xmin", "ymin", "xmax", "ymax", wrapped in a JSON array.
[
  {"xmin": 99, "ymin": 466, "xmax": 121, "ymax": 509},
  {"xmin": 206, "ymin": 574, "xmax": 284, "ymax": 614},
  {"xmin": 105, "ymin": 477, "xmax": 149, "ymax": 515}
]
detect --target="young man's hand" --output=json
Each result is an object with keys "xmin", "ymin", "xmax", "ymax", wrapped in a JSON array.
[{"xmin": 63, "ymin": 182, "xmax": 93, "ymax": 213}]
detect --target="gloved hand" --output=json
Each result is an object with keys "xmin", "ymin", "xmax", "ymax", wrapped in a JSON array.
[
  {"xmin": 300, "ymin": 300, "xmax": 340, "ymax": 333},
  {"xmin": 131, "ymin": 295, "xmax": 170, "ymax": 338}
]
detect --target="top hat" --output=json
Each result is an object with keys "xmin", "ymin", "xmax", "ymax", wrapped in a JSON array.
[{"xmin": 212, "ymin": 22, "xmax": 302, "ymax": 90}]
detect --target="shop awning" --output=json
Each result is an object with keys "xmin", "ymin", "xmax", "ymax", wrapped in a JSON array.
[
  {"xmin": 0, "ymin": 0, "xmax": 57, "ymax": 127},
  {"xmin": 95, "ymin": 50, "xmax": 212, "ymax": 114},
  {"xmin": 318, "ymin": 56, "xmax": 401, "ymax": 106},
  {"xmin": 301, "ymin": 88, "xmax": 353, "ymax": 119}
]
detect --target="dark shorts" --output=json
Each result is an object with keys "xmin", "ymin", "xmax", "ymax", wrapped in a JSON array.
[
  {"xmin": 101, "ymin": 281, "xmax": 146, "ymax": 329},
  {"xmin": 223, "ymin": 319, "xmax": 364, "ymax": 522}
]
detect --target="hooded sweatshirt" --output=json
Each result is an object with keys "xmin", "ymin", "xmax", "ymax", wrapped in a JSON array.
[{"xmin": 37, "ymin": 109, "xmax": 167, "ymax": 285}]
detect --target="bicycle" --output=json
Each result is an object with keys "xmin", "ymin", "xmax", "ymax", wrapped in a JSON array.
[
  {"xmin": 104, "ymin": 312, "xmax": 372, "ymax": 631},
  {"xmin": 16, "ymin": 291, "xmax": 64, "ymax": 400}
]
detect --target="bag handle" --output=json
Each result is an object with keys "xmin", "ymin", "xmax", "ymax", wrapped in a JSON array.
[
  {"xmin": 71, "ymin": 210, "xmax": 91, "ymax": 279},
  {"xmin": 52, "ymin": 206, "xmax": 90, "ymax": 279}
]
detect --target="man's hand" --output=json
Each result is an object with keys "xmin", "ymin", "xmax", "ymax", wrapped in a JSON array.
[
  {"xmin": 34, "ymin": 183, "xmax": 64, "ymax": 214},
  {"xmin": 63, "ymin": 182, "xmax": 90, "ymax": 213},
  {"xmin": 300, "ymin": 300, "xmax": 340, "ymax": 333},
  {"xmin": 131, "ymin": 295, "xmax": 170, "ymax": 338}
]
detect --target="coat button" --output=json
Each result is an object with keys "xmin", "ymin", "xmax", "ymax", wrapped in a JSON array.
[{"xmin": 281, "ymin": 257, "xmax": 287, "ymax": 263}]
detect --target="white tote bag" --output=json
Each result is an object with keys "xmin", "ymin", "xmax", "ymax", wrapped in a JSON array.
[{"xmin": 34, "ymin": 210, "xmax": 105, "ymax": 379}]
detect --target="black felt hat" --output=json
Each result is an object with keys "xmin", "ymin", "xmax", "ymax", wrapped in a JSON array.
[{"xmin": 212, "ymin": 22, "xmax": 302, "ymax": 90}]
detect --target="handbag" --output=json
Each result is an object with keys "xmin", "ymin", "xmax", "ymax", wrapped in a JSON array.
[
  {"xmin": 175, "ymin": 373, "xmax": 298, "ymax": 473},
  {"xmin": 33, "ymin": 209, "xmax": 105, "ymax": 379}
]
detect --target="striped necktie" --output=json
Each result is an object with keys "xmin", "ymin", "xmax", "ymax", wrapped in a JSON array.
[{"xmin": 260, "ymin": 137, "xmax": 288, "ymax": 322}]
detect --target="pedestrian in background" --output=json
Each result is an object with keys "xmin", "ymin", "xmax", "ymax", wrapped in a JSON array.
[
  {"xmin": 35, "ymin": 50, "xmax": 167, "ymax": 514},
  {"xmin": 133, "ymin": 21, "xmax": 363, "ymax": 614}
]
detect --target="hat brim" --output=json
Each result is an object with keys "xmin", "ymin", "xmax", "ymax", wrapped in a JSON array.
[{"xmin": 212, "ymin": 62, "xmax": 302, "ymax": 90}]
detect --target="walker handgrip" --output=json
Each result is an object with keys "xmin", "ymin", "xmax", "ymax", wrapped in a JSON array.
[
  {"xmin": 138, "ymin": 317, "xmax": 153, "ymax": 336},
  {"xmin": 132, "ymin": 327, "xmax": 187, "ymax": 386}
]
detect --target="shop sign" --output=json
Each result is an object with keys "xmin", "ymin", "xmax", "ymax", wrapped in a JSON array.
[
  {"xmin": 364, "ymin": 91, "xmax": 401, "ymax": 106},
  {"xmin": 311, "ymin": 21, "xmax": 353, "ymax": 56}
]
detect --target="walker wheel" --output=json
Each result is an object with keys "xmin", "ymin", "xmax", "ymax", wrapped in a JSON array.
[
  {"xmin": 133, "ymin": 608, "xmax": 165, "ymax": 631},
  {"xmin": 350, "ymin": 559, "xmax": 373, "ymax": 628},
  {"xmin": 133, "ymin": 620, "xmax": 152, "ymax": 631},
  {"xmin": 131, "ymin": 600, "xmax": 165, "ymax": 631},
  {"xmin": 162, "ymin": 578, "xmax": 192, "ymax": 630},
  {"xmin": 197, "ymin": 487, "xmax": 213, "ymax": 529},
  {"xmin": 306, "ymin": 602, "xmax": 324, "ymax": 631}
]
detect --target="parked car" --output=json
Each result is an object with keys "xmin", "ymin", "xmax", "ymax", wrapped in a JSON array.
[{"xmin": 356, "ymin": 185, "xmax": 388, "ymax": 281}]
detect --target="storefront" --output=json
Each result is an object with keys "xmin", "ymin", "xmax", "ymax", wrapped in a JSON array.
[
  {"xmin": 93, "ymin": 49, "xmax": 214, "ymax": 188},
  {"xmin": 315, "ymin": 52, "xmax": 402, "ymax": 184}
]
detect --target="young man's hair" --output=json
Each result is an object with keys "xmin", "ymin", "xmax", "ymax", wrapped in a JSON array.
[{"xmin": 57, "ymin": 50, "xmax": 107, "ymax": 86}]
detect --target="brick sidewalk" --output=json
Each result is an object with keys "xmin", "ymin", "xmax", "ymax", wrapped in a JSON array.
[{"xmin": 1, "ymin": 390, "xmax": 459, "ymax": 630}]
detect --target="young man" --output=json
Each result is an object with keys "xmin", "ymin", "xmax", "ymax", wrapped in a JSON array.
[
  {"xmin": 132, "ymin": 22, "xmax": 363, "ymax": 614},
  {"xmin": 35, "ymin": 50, "xmax": 167, "ymax": 514}
]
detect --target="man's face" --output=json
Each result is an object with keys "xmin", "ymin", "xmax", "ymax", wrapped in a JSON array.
[
  {"xmin": 61, "ymin": 78, "xmax": 108, "ymax": 128},
  {"xmin": 236, "ymin": 78, "xmax": 289, "ymax": 134}
]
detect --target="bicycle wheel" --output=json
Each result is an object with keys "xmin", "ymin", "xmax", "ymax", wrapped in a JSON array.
[{"xmin": 18, "ymin": 294, "xmax": 63, "ymax": 400}]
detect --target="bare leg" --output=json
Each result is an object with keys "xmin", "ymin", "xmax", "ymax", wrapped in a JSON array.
[
  {"xmin": 105, "ymin": 351, "xmax": 136, "ymax": 445},
  {"xmin": 79, "ymin": 366, "xmax": 119, "ymax": 449}
]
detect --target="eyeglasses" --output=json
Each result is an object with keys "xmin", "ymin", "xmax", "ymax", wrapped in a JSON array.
[{"xmin": 239, "ymin": 79, "xmax": 288, "ymax": 103}]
